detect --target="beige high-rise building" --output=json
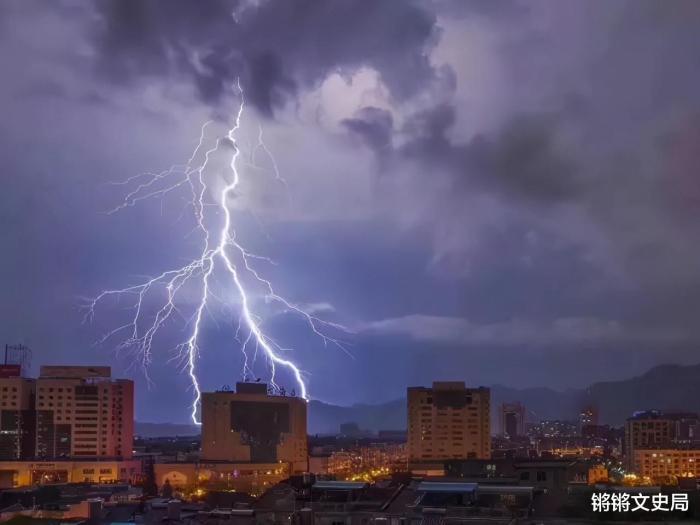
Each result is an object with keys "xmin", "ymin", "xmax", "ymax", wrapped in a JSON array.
[
  {"xmin": 0, "ymin": 365, "xmax": 36, "ymax": 460},
  {"xmin": 408, "ymin": 382, "xmax": 491, "ymax": 465},
  {"xmin": 201, "ymin": 383, "xmax": 307, "ymax": 473},
  {"xmin": 35, "ymin": 366, "xmax": 134, "ymax": 459}
]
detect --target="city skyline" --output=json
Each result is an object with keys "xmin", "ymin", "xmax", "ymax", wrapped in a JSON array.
[{"xmin": 3, "ymin": 1, "xmax": 700, "ymax": 423}]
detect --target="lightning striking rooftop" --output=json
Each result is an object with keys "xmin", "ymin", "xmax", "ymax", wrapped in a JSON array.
[{"xmin": 85, "ymin": 84, "xmax": 347, "ymax": 424}]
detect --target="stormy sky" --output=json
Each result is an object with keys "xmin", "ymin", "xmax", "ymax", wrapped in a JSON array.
[{"xmin": 2, "ymin": 0, "xmax": 700, "ymax": 423}]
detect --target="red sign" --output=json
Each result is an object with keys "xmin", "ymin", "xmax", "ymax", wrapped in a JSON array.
[{"xmin": 0, "ymin": 364, "xmax": 21, "ymax": 378}]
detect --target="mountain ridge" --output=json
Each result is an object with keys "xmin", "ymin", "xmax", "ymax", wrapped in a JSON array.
[{"xmin": 135, "ymin": 362, "xmax": 700, "ymax": 436}]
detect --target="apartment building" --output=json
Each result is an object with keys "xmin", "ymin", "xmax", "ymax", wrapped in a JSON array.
[
  {"xmin": 35, "ymin": 366, "xmax": 134, "ymax": 459},
  {"xmin": 408, "ymin": 381, "xmax": 491, "ymax": 466},
  {"xmin": 0, "ymin": 365, "xmax": 36, "ymax": 460},
  {"xmin": 632, "ymin": 449, "xmax": 700, "ymax": 481},
  {"xmin": 201, "ymin": 382, "xmax": 307, "ymax": 473}
]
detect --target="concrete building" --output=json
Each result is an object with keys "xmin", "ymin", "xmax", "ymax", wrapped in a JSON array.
[
  {"xmin": 624, "ymin": 411, "xmax": 699, "ymax": 471},
  {"xmin": 632, "ymin": 449, "xmax": 700, "ymax": 481},
  {"xmin": 153, "ymin": 383, "xmax": 307, "ymax": 497},
  {"xmin": 500, "ymin": 402, "xmax": 525, "ymax": 437},
  {"xmin": 35, "ymin": 366, "xmax": 134, "ymax": 459},
  {"xmin": 0, "ymin": 458, "xmax": 142, "ymax": 488},
  {"xmin": 0, "ymin": 365, "xmax": 137, "ymax": 489},
  {"xmin": 248, "ymin": 477, "xmax": 535, "ymax": 523},
  {"xmin": 0, "ymin": 367, "xmax": 36, "ymax": 461},
  {"xmin": 625, "ymin": 411, "xmax": 673, "ymax": 471},
  {"xmin": 1, "ymin": 365, "xmax": 135, "ymax": 461},
  {"xmin": 407, "ymin": 381, "xmax": 491, "ymax": 466},
  {"xmin": 201, "ymin": 382, "xmax": 307, "ymax": 473},
  {"xmin": 154, "ymin": 461, "xmax": 290, "ymax": 498},
  {"xmin": 672, "ymin": 413, "xmax": 700, "ymax": 444}
]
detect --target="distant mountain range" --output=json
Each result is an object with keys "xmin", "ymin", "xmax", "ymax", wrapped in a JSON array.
[
  {"xmin": 135, "ymin": 362, "xmax": 700, "ymax": 437},
  {"xmin": 135, "ymin": 422, "xmax": 200, "ymax": 438}
]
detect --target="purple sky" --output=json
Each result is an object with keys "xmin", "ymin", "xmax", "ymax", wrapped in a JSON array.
[{"xmin": 2, "ymin": 0, "xmax": 700, "ymax": 423}]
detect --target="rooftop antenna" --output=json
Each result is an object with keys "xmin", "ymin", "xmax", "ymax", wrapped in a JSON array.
[{"xmin": 4, "ymin": 344, "xmax": 32, "ymax": 375}]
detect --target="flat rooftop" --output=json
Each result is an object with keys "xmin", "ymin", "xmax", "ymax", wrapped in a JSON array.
[
  {"xmin": 312, "ymin": 481, "xmax": 369, "ymax": 491},
  {"xmin": 416, "ymin": 482, "xmax": 477, "ymax": 494}
]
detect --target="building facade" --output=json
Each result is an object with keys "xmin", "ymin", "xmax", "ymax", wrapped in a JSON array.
[
  {"xmin": 0, "ymin": 458, "xmax": 141, "ymax": 488},
  {"xmin": 35, "ymin": 366, "xmax": 134, "ymax": 459},
  {"xmin": 200, "ymin": 383, "xmax": 307, "ymax": 473},
  {"xmin": 500, "ymin": 402, "xmax": 525, "ymax": 437},
  {"xmin": 0, "ymin": 367, "xmax": 36, "ymax": 461},
  {"xmin": 624, "ymin": 411, "xmax": 699, "ymax": 471},
  {"xmin": 0, "ymin": 366, "xmax": 133, "ymax": 462},
  {"xmin": 407, "ymin": 381, "xmax": 491, "ymax": 466},
  {"xmin": 154, "ymin": 461, "xmax": 290, "ymax": 498},
  {"xmin": 632, "ymin": 449, "xmax": 700, "ymax": 481}
]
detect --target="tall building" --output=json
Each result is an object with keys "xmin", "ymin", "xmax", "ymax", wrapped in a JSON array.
[
  {"xmin": 624, "ymin": 411, "xmax": 699, "ymax": 471},
  {"xmin": 500, "ymin": 402, "xmax": 525, "ymax": 437},
  {"xmin": 672, "ymin": 413, "xmax": 700, "ymax": 444},
  {"xmin": 201, "ymin": 382, "xmax": 307, "ymax": 473},
  {"xmin": 0, "ymin": 365, "xmax": 138, "ymax": 488},
  {"xmin": 407, "ymin": 382, "xmax": 490, "ymax": 465},
  {"xmin": 35, "ymin": 366, "xmax": 134, "ymax": 459},
  {"xmin": 0, "ymin": 366, "xmax": 36, "ymax": 460}
]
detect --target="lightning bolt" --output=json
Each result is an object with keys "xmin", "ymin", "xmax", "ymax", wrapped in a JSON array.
[{"xmin": 85, "ymin": 82, "xmax": 348, "ymax": 424}]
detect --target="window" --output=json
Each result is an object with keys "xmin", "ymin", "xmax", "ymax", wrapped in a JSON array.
[{"xmin": 537, "ymin": 471, "xmax": 547, "ymax": 482}]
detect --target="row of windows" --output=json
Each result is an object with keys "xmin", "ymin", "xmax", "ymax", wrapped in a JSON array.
[
  {"xmin": 82, "ymin": 468, "xmax": 114, "ymax": 474},
  {"xmin": 519, "ymin": 471, "xmax": 548, "ymax": 481}
]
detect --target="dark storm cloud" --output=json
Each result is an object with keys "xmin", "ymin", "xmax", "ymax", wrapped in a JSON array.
[
  {"xmin": 341, "ymin": 106, "xmax": 394, "ymax": 156},
  {"xmin": 344, "ymin": 0, "xmax": 700, "ymax": 284},
  {"xmin": 466, "ymin": 116, "xmax": 577, "ymax": 203},
  {"xmin": 5, "ymin": 0, "xmax": 700, "ymax": 421},
  {"xmin": 434, "ymin": 0, "xmax": 529, "ymax": 19},
  {"xmin": 331, "ymin": 0, "xmax": 700, "ymax": 354},
  {"xmin": 92, "ymin": 0, "xmax": 440, "ymax": 114},
  {"xmin": 358, "ymin": 101, "xmax": 579, "ymax": 205}
]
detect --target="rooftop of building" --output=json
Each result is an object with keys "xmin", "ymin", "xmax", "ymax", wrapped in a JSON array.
[
  {"xmin": 246, "ymin": 473, "xmax": 549, "ymax": 521},
  {"xmin": 628, "ymin": 410, "xmax": 699, "ymax": 421},
  {"xmin": 416, "ymin": 481, "xmax": 477, "ymax": 493},
  {"xmin": 0, "ymin": 458, "xmax": 139, "ymax": 465},
  {"xmin": 408, "ymin": 382, "xmax": 489, "ymax": 392},
  {"xmin": 204, "ymin": 382, "xmax": 305, "ymax": 400},
  {"xmin": 39, "ymin": 366, "xmax": 112, "ymax": 379},
  {"xmin": 312, "ymin": 480, "xmax": 368, "ymax": 491}
]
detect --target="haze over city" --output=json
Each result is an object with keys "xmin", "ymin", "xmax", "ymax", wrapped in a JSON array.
[{"xmin": 2, "ymin": 0, "xmax": 700, "ymax": 424}]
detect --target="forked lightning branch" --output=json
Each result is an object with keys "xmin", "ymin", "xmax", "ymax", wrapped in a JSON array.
[{"xmin": 84, "ymin": 84, "xmax": 346, "ymax": 425}]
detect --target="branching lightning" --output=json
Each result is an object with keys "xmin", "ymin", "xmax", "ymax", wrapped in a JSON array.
[{"xmin": 85, "ymin": 83, "xmax": 347, "ymax": 424}]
